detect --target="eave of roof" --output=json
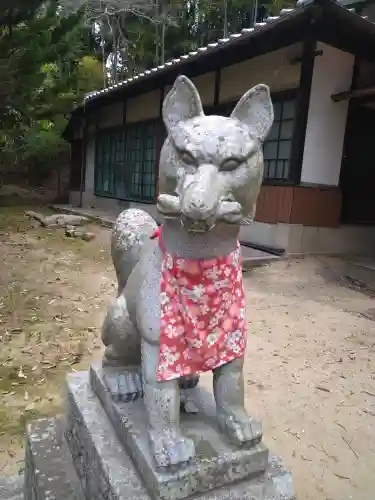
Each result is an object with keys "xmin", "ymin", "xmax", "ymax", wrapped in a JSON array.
[
  {"xmin": 63, "ymin": 0, "xmax": 375, "ymax": 141},
  {"xmin": 82, "ymin": 0, "xmax": 373, "ymax": 108}
]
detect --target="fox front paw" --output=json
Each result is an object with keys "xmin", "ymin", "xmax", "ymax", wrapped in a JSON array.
[
  {"xmin": 149, "ymin": 431, "xmax": 195, "ymax": 470},
  {"xmin": 217, "ymin": 408, "xmax": 262, "ymax": 447}
]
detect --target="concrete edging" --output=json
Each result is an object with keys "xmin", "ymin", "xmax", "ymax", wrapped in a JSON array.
[{"xmin": 51, "ymin": 204, "xmax": 286, "ymax": 268}]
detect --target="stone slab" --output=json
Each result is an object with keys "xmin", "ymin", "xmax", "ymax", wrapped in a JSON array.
[
  {"xmin": 51, "ymin": 205, "xmax": 116, "ymax": 229},
  {"xmin": 66, "ymin": 370, "xmax": 295, "ymax": 500},
  {"xmin": 24, "ymin": 417, "xmax": 84, "ymax": 500},
  {"xmin": 0, "ymin": 475, "xmax": 23, "ymax": 500}
]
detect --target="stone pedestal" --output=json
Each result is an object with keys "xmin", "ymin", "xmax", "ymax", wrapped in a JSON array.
[
  {"xmin": 89, "ymin": 365, "xmax": 269, "ymax": 500},
  {"xmin": 6, "ymin": 366, "xmax": 295, "ymax": 500}
]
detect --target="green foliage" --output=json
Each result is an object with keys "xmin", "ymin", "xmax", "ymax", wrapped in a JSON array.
[
  {"xmin": 0, "ymin": 0, "xmax": 103, "ymax": 181},
  {"xmin": 77, "ymin": 55, "xmax": 105, "ymax": 93},
  {"xmin": 22, "ymin": 125, "xmax": 69, "ymax": 181},
  {"xmin": 264, "ymin": 0, "xmax": 295, "ymax": 15}
]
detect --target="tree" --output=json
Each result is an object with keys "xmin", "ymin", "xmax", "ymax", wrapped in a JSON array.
[
  {"xmin": 0, "ymin": 0, "xmax": 103, "ymax": 181},
  {"xmin": 86, "ymin": 0, "xmax": 159, "ymax": 83},
  {"xmin": 85, "ymin": 0, "xmax": 187, "ymax": 83}
]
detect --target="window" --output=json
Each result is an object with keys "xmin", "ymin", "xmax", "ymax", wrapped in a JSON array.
[
  {"xmin": 95, "ymin": 131, "xmax": 116, "ymax": 195},
  {"xmin": 126, "ymin": 121, "xmax": 159, "ymax": 201},
  {"xmin": 94, "ymin": 119, "xmax": 163, "ymax": 203},
  {"xmin": 206, "ymin": 93, "xmax": 296, "ymax": 181},
  {"xmin": 263, "ymin": 99, "xmax": 295, "ymax": 181}
]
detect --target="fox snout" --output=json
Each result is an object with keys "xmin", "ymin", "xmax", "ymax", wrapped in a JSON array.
[
  {"xmin": 157, "ymin": 164, "xmax": 244, "ymax": 230},
  {"xmin": 181, "ymin": 188, "xmax": 219, "ymax": 222},
  {"xmin": 180, "ymin": 165, "xmax": 221, "ymax": 226}
]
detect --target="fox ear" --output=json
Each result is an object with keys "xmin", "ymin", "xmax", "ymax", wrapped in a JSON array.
[
  {"xmin": 231, "ymin": 84, "xmax": 274, "ymax": 143},
  {"xmin": 163, "ymin": 75, "xmax": 204, "ymax": 133}
]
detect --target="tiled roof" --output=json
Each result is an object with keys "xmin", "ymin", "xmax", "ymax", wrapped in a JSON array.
[{"xmin": 83, "ymin": 0, "xmax": 368, "ymax": 103}]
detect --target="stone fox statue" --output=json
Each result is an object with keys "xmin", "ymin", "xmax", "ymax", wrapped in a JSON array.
[{"xmin": 101, "ymin": 75, "xmax": 274, "ymax": 470}]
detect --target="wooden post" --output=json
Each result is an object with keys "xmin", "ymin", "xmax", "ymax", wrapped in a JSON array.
[
  {"xmin": 289, "ymin": 37, "xmax": 316, "ymax": 184},
  {"xmin": 79, "ymin": 109, "xmax": 88, "ymax": 208}
]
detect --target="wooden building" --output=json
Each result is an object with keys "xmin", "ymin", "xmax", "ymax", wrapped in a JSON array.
[{"xmin": 63, "ymin": 0, "xmax": 375, "ymax": 255}]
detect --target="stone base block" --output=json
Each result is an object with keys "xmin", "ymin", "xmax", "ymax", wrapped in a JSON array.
[
  {"xmin": 24, "ymin": 417, "xmax": 84, "ymax": 500},
  {"xmin": 0, "ymin": 475, "xmax": 23, "ymax": 500},
  {"xmin": 90, "ymin": 364, "xmax": 268, "ymax": 500},
  {"xmin": 66, "ymin": 372, "xmax": 149, "ymax": 500},
  {"xmin": 66, "ymin": 370, "xmax": 295, "ymax": 500}
]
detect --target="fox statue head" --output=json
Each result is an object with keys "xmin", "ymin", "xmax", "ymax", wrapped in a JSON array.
[{"xmin": 157, "ymin": 75, "xmax": 274, "ymax": 233}]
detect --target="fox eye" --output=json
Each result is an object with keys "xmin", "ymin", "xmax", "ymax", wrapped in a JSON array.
[
  {"xmin": 221, "ymin": 158, "xmax": 241, "ymax": 171},
  {"xmin": 180, "ymin": 150, "xmax": 196, "ymax": 166}
]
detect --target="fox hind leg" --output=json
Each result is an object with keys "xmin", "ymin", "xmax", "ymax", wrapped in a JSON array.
[{"xmin": 101, "ymin": 294, "xmax": 142, "ymax": 402}]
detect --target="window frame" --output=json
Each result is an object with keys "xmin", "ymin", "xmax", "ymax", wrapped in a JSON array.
[
  {"xmin": 94, "ymin": 118, "xmax": 164, "ymax": 204},
  {"xmin": 263, "ymin": 96, "xmax": 296, "ymax": 182}
]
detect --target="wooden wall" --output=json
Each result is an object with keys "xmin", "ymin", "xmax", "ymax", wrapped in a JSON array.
[{"xmin": 255, "ymin": 185, "xmax": 342, "ymax": 227}]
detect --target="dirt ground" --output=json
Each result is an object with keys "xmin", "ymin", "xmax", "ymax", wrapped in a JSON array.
[
  {"xmin": 240, "ymin": 259, "xmax": 375, "ymax": 500},
  {"xmin": 0, "ymin": 206, "xmax": 112, "ymax": 475},
  {"xmin": 0, "ymin": 205, "xmax": 374, "ymax": 500}
]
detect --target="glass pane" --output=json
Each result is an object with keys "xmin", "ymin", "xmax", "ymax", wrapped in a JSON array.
[
  {"xmin": 114, "ymin": 129, "xmax": 127, "ymax": 199},
  {"xmin": 264, "ymin": 160, "xmax": 276, "ymax": 179},
  {"xmin": 282, "ymin": 100, "xmax": 295, "ymax": 120},
  {"xmin": 278, "ymin": 140, "xmax": 292, "ymax": 160},
  {"xmin": 263, "ymin": 141, "xmax": 278, "ymax": 159},
  {"xmin": 282, "ymin": 160, "xmax": 290, "ymax": 179},
  {"xmin": 263, "ymin": 160, "xmax": 270, "ymax": 178},
  {"xmin": 275, "ymin": 160, "xmax": 286, "ymax": 179},
  {"xmin": 273, "ymin": 102, "xmax": 282, "ymax": 121},
  {"xmin": 280, "ymin": 120, "xmax": 294, "ymax": 140},
  {"xmin": 267, "ymin": 121, "xmax": 280, "ymax": 141},
  {"xmin": 109, "ymin": 131, "xmax": 116, "ymax": 195},
  {"xmin": 95, "ymin": 129, "xmax": 116, "ymax": 195}
]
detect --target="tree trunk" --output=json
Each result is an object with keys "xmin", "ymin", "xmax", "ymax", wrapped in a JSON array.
[
  {"xmin": 155, "ymin": 0, "xmax": 160, "ymax": 64},
  {"xmin": 112, "ymin": 20, "xmax": 118, "ymax": 84},
  {"xmin": 161, "ymin": 20, "xmax": 165, "ymax": 64},
  {"xmin": 223, "ymin": 0, "xmax": 228, "ymax": 38}
]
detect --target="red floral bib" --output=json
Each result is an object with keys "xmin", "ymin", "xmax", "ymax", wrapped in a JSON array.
[{"xmin": 152, "ymin": 227, "xmax": 247, "ymax": 382}]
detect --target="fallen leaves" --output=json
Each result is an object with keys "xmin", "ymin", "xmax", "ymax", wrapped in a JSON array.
[
  {"xmin": 333, "ymin": 472, "xmax": 351, "ymax": 480},
  {"xmin": 334, "ymin": 421, "xmax": 347, "ymax": 432},
  {"xmin": 24, "ymin": 402, "xmax": 35, "ymax": 412},
  {"xmin": 309, "ymin": 443, "xmax": 338, "ymax": 462},
  {"xmin": 9, "ymin": 328, "xmax": 22, "ymax": 335},
  {"xmin": 361, "ymin": 408, "xmax": 375, "ymax": 417},
  {"xmin": 316, "ymin": 385, "xmax": 331, "ymax": 393},
  {"xmin": 341, "ymin": 435, "xmax": 359, "ymax": 460},
  {"xmin": 17, "ymin": 366, "xmax": 26, "ymax": 379}
]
